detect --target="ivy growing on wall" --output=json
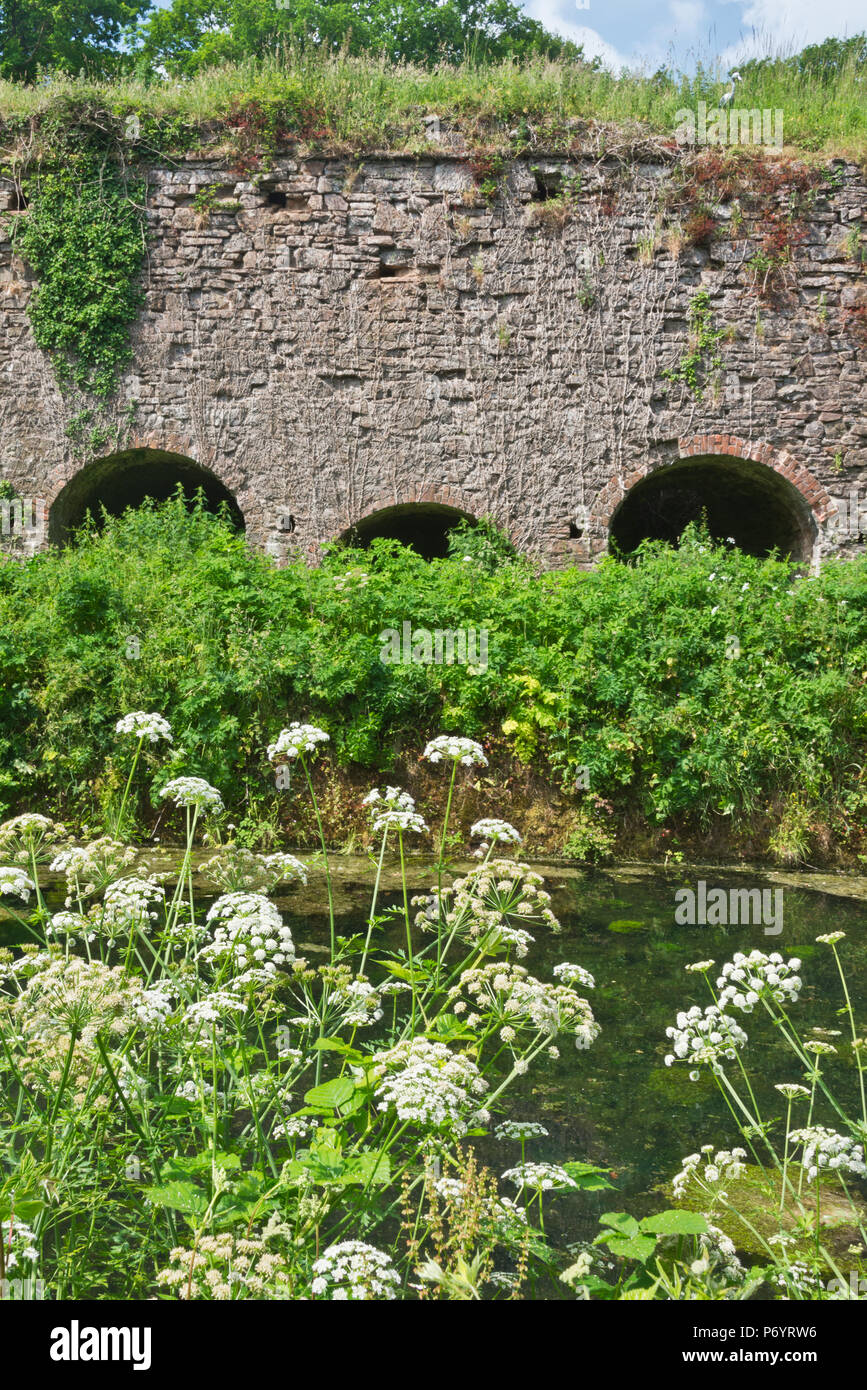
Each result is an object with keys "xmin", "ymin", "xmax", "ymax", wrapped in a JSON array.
[{"xmin": 10, "ymin": 151, "xmax": 147, "ymax": 398}]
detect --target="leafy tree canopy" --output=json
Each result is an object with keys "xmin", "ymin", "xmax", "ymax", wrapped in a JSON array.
[
  {"xmin": 133, "ymin": 0, "xmax": 578, "ymax": 77},
  {"xmin": 0, "ymin": 0, "xmax": 153, "ymax": 81}
]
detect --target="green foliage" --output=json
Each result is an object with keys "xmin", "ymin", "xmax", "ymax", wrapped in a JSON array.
[
  {"xmin": 11, "ymin": 152, "xmax": 146, "ymax": 397},
  {"xmin": 1, "ymin": 37, "xmax": 867, "ymax": 162},
  {"xmin": 0, "ymin": 0, "xmax": 152, "ymax": 81},
  {"xmin": 663, "ymin": 289, "xmax": 726, "ymax": 400},
  {"xmin": 1, "ymin": 499, "xmax": 867, "ymax": 852},
  {"xmin": 133, "ymin": 0, "xmax": 578, "ymax": 77}
]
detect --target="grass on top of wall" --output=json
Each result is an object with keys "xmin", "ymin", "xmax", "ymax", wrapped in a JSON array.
[{"xmin": 0, "ymin": 48, "xmax": 866, "ymax": 163}]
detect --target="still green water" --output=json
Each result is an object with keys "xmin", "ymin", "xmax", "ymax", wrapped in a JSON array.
[
  {"xmin": 283, "ymin": 868, "xmax": 867, "ymax": 1238},
  {"xmin": 4, "ymin": 862, "xmax": 865, "ymax": 1243}
]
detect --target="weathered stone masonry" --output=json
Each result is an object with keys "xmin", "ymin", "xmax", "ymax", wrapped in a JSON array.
[{"xmin": 0, "ymin": 152, "xmax": 865, "ymax": 564}]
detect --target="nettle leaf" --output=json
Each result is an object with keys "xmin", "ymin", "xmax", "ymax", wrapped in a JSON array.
[
  {"xmin": 640, "ymin": 1210, "xmax": 709, "ymax": 1236},
  {"xmin": 312, "ymin": 1037, "xmax": 364, "ymax": 1060},
  {"xmin": 143, "ymin": 1180, "xmax": 208, "ymax": 1216},
  {"xmin": 303, "ymin": 1077, "xmax": 358, "ymax": 1111},
  {"xmin": 562, "ymin": 1161, "xmax": 614, "ymax": 1191},
  {"xmin": 604, "ymin": 1233, "xmax": 658, "ymax": 1264},
  {"xmin": 598, "ymin": 1211, "xmax": 640, "ymax": 1237}
]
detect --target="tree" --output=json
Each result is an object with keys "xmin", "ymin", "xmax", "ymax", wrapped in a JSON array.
[
  {"xmin": 134, "ymin": 0, "xmax": 576, "ymax": 76},
  {"xmin": 0, "ymin": 0, "xmax": 153, "ymax": 81}
]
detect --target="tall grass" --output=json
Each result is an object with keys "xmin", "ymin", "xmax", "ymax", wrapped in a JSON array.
[{"xmin": 0, "ymin": 43, "xmax": 865, "ymax": 157}]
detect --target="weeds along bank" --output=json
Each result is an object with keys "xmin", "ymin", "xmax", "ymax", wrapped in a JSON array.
[
  {"xmin": 0, "ymin": 499, "xmax": 865, "ymax": 866},
  {"xmin": 0, "ymin": 730, "xmax": 864, "ymax": 1300}
]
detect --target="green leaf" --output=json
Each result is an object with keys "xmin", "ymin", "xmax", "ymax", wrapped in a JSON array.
[
  {"xmin": 562, "ymin": 1161, "xmax": 614, "ymax": 1191},
  {"xmin": 143, "ymin": 1180, "xmax": 208, "ymax": 1215},
  {"xmin": 303, "ymin": 1077, "xmax": 357, "ymax": 1110},
  {"xmin": 598, "ymin": 1211, "xmax": 640, "ymax": 1237},
  {"xmin": 604, "ymin": 1233, "xmax": 658, "ymax": 1264},
  {"xmin": 640, "ymin": 1210, "xmax": 709, "ymax": 1236},
  {"xmin": 312, "ymin": 1037, "xmax": 363, "ymax": 1059}
]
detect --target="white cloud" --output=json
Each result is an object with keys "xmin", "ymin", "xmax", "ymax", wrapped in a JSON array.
[
  {"xmin": 720, "ymin": 0, "xmax": 866, "ymax": 65},
  {"xmin": 523, "ymin": 1, "xmax": 638, "ymax": 69},
  {"xmin": 668, "ymin": 1, "xmax": 708, "ymax": 34}
]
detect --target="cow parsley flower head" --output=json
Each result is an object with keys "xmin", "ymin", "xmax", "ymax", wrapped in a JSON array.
[
  {"xmin": 448, "ymin": 961, "xmax": 598, "ymax": 1049},
  {"xmin": 422, "ymin": 735, "xmax": 488, "ymax": 767},
  {"xmin": 553, "ymin": 963, "xmax": 595, "ymax": 989},
  {"xmin": 115, "ymin": 712, "xmax": 173, "ymax": 744},
  {"xmin": 816, "ymin": 932, "xmax": 846, "ymax": 946},
  {"xmin": 183, "ymin": 992, "xmax": 248, "ymax": 1029},
  {"xmin": 0, "ymin": 814, "xmax": 67, "ymax": 864},
  {"xmin": 371, "ymin": 808, "xmax": 429, "ymax": 835},
  {"xmin": 716, "ymin": 951, "xmax": 802, "ymax": 1012},
  {"xmin": 362, "ymin": 786, "xmax": 415, "ymax": 812},
  {"xmin": 160, "ymin": 777, "xmax": 224, "ymax": 814},
  {"xmin": 311, "ymin": 1242, "xmax": 400, "ymax": 1301},
  {"xmin": 371, "ymin": 1038, "xmax": 488, "ymax": 1135},
  {"xmin": 482, "ymin": 922, "xmax": 535, "ymax": 958},
  {"xmin": 470, "ymin": 819, "xmax": 522, "ymax": 845},
  {"xmin": 789, "ymin": 1127, "xmax": 866, "ymax": 1183},
  {"xmin": 267, "ymin": 723, "xmax": 330, "ymax": 762},
  {"xmin": 201, "ymin": 893, "xmax": 295, "ymax": 974},
  {"xmin": 101, "ymin": 875, "xmax": 165, "ymax": 928},
  {"xmin": 495, "ymin": 1120, "xmax": 549, "ymax": 1141},
  {"xmin": 500, "ymin": 1162, "xmax": 577, "ymax": 1192},
  {"xmin": 664, "ymin": 1004, "xmax": 748, "ymax": 1072},
  {"xmin": 0, "ymin": 866, "xmax": 36, "ymax": 901},
  {"xmin": 671, "ymin": 1147, "xmax": 748, "ymax": 1198},
  {"xmin": 775, "ymin": 1083, "xmax": 810, "ymax": 1100}
]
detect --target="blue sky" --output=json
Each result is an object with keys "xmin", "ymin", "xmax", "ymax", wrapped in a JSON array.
[{"xmin": 520, "ymin": 0, "xmax": 866, "ymax": 71}]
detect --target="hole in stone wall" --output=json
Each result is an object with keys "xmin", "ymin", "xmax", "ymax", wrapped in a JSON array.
[
  {"xmin": 49, "ymin": 449, "xmax": 245, "ymax": 546},
  {"xmin": 341, "ymin": 503, "xmax": 476, "ymax": 560},
  {"xmin": 532, "ymin": 170, "xmax": 562, "ymax": 202},
  {"xmin": 608, "ymin": 455, "xmax": 816, "ymax": 561},
  {"xmin": 266, "ymin": 189, "xmax": 288, "ymax": 208},
  {"xmin": 569, "ymin": 520, "xmax": 584, "ymax": 539}
]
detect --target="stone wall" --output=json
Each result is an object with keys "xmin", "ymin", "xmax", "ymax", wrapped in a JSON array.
[{"xmin": 0, "ymin": 151, "xmax": 865, "ymax": 565}]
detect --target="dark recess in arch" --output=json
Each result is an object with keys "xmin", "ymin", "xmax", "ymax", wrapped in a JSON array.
[
  {"xmin": 340, "ymin": 502, "xmax": 476, "ymax": 560},
  {"xmin": 608, "ymin": 455, "xmax": 816, "ymax": 561},
  {"xmin": 49, "ymin": 449, "xmax": 245, "ymax": 546}
]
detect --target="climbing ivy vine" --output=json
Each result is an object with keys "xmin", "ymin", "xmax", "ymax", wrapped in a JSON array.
[
  {"xmin": 11, "ymin": 152, "xmax": 147, "ymax": 398},
  {"xmin": 663, "ymin": 289, "xmax": 728, "ymax": 401}
]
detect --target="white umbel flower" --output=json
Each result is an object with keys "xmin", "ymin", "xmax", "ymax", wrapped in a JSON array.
[
  {"xmin": 201, "ymin": 893, "xmax": 295, "ymax": 973},
  {"xmin": 311, "ymin": 1242, "xmax": 399, "ymax": 1301},
  {"xmin": 371, "ymin": 1038, "xmax": 489, "ymax": 1135},
  {"xmin": 0, "ymin": 866, "xmax": 36, "ymax": 901},
  {"xmin": 716, "ymin": 951, "xmax": 802, "ymax": 1012},
  {"xmin": 423, "ymin": 735, "xmax": 488, "ymax": 767},
  {"xmin": 789, "ymin": 1127, "xmax": 867, "ymax": 1183},
  {"xmin": 115, "ymin": 712, "xmax": 173, "ymax": 744},
  {"xmin": 159, "ymin": 777, "xmax": 224, "ymax": 814},
  {"xmin": 267, "ymin": 723, "xmax": 329, "ymax": 762},
  {"xmin": 664, "ymin": 1004, "xmax": 748, "ymax": 1072},
  {"xmin": 470, "ymin": 819, "xmax": 521, "ymax": 845},
  {"xmin": 500, "ymin": 1162, "xmax": 577, "ymax": 1192}
]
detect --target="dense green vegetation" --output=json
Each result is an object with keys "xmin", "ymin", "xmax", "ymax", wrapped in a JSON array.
[
  {"xmin": 1, "ymin": 497, "xmax": 865, "ymax": 862},
  {"xmin": 1, "ymin": 40, "xmax": 867, "ymax": 161}
]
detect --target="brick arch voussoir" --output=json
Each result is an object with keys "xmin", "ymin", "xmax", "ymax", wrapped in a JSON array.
[{"xmin": 590, "ymin": 436, "xmax": 833, "ymax": 531}]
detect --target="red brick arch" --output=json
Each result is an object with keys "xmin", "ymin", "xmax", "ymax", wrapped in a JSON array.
[
  {"xmin": 339, "ymin": 483, "xmax": 484, "ymax": 535},
  {"xmin": 592, "ymin": 435, "xmax": 834, "ymax": 533}
]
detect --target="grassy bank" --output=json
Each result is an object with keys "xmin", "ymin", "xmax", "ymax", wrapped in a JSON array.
[
  {"xmin": 1, "ymin": 497, "xmax": 866, "ymax": 865},
  {"xmin": 1, "ymin": 48, "xmax": 866, "ymax": 162}
]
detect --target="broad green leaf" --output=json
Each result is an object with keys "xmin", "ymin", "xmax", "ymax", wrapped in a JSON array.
[
  {"xmin": 640, "ymin": 1210, "xmax": 709, "ymax": 1236},
  {"xmin": 563, "ymin": 1161, "xmax": 614, "ymax": 1191},
  {"xmin": 604, "ymin": 1233, "xmax": 658, "ymax": 1263},
  {"xmin": 143, "ymin": 1180, "xmax": 208, "ymax": 1216},
  {"xmin": 598, "ymin": 1211, "xmax": 640, "ymax": 1237},
  {"xmin": 303, "ymin": 1077, "xmax": 357, "ymax": 1110}
]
